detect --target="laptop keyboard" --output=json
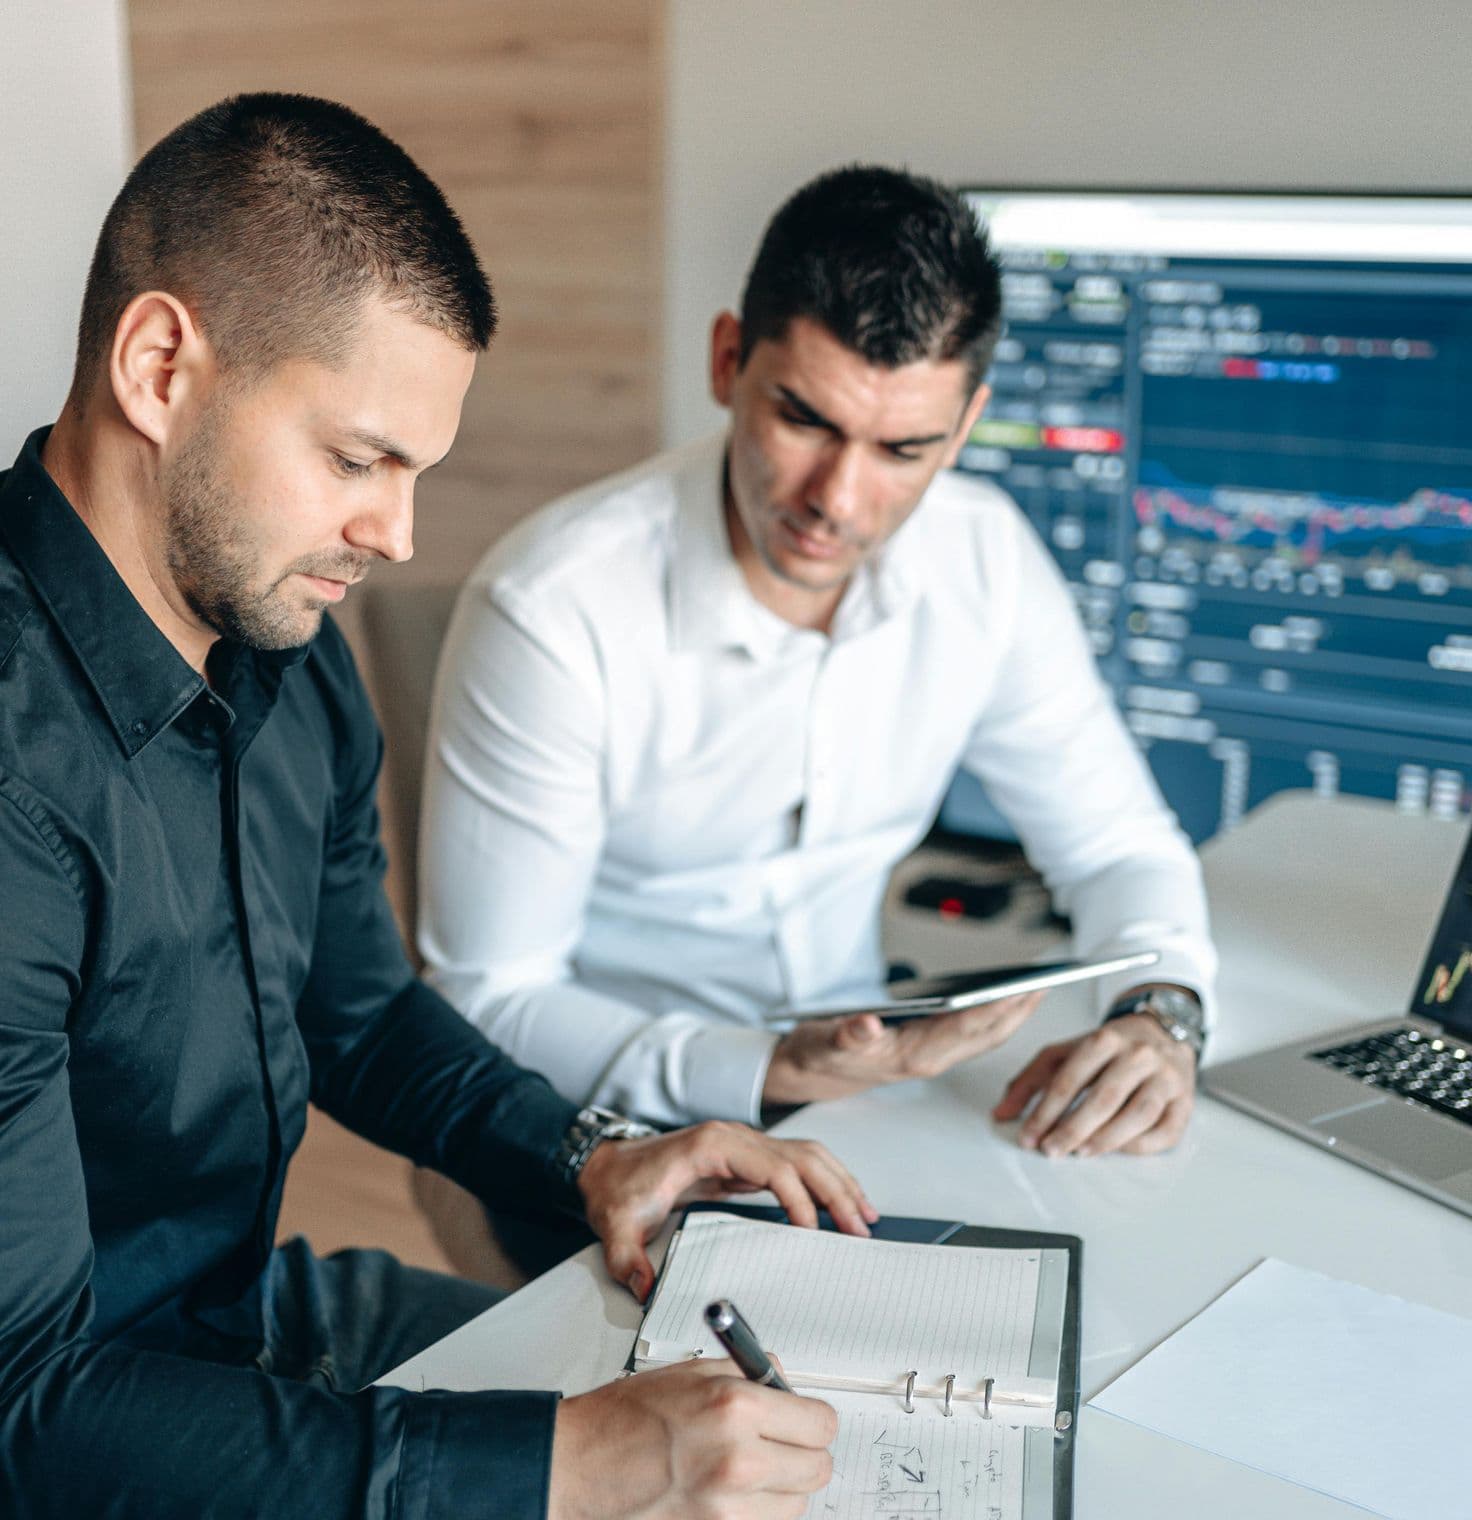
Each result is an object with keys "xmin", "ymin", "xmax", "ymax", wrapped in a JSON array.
[{"xmin": 1310, "ymin": 1027, "xmax": 1472, "ymax": 1125}]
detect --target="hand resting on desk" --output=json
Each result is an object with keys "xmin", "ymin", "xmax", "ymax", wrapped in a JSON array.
[
  {"xmin": 576, "ymin": 1120, "xmax": 879, "ymax": 1302},
  {"xmin": 759, "ymin": 986, "xmax": 1195, "ymax": 1159},
  {"xmin": 993, "ymin": 1011, "xmax": 1197, "ymax": 1157}
]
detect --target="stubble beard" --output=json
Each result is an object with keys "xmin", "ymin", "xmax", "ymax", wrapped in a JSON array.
[
  {"xmin": 163, "ymin": 408, "xmax": 341, "ymax": 651},
  {"xmin": 731, "ymin": 457, "xmax": 860, "ymax": 596}
]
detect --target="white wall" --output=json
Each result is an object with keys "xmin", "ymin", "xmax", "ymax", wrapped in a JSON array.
[
  {"xmin": 1, "ymin": 0, "xmax": 132, "ymax": 463},
  {"xmin": 664, "ymin": 0, "xmax": 1472, "ymax": 445}
]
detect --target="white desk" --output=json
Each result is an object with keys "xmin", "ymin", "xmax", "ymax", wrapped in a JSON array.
[{"xmin": 383, "ymin": 793, "xmax": 1472, "ymax": 1518}]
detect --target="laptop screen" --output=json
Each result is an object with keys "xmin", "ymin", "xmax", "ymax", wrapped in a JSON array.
[{"xmin": 1411, "ymin": 824, "xmax": 1472, "ymax": 1037}]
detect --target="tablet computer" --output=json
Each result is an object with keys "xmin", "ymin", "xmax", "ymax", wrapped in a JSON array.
[{"xmin": 766, "ymin": 949, "xmax": 1160, "ymax": 1025}]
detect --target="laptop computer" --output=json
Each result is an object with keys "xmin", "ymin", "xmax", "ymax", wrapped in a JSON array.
[{"xmin": 1205, "ymin": 823, "xmax": 1472, "ymax": 1218}]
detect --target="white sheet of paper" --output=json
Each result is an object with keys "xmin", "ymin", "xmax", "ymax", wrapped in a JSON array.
[{"xmin": 1089, "ymin": 1257, "xmax": 1472, "ymax": 1520}]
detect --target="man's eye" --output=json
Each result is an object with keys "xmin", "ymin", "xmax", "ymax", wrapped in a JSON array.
[
  {"xmin": 779, "ymin": 409, "xmax": 819, "ymax": 429},
  {"xmin": 332, "ymin": 453, "xmax": 372, "ymax": 477}
]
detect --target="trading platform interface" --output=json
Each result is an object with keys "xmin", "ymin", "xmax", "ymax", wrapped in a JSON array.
[
  {"xmin": 1413, "ymin": 826, "xmax": 1472, "ymax": 1039},
  {"xmin": 945, "ymin": 193, "xmax": 1472, "ymax": 843}
]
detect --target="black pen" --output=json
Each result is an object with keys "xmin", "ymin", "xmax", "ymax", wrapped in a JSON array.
[{"xmin": 705, "ymin": 1299, "xmax": 793, "ymax": 1393}]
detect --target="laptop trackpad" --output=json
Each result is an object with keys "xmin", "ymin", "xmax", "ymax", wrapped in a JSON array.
[{"xmin": 1313, "ymin": 1102, "xmax": 1471, "ymax": 1180}]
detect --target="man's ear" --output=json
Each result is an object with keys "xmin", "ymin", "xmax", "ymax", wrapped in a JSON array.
[
  {"xmin": 709, "ymin": 311, "xmax": 743, "ymax": 409},
  {"xmin": 108, "ymin": 291, "xmax": 212, "ymax": 448},
  {"xmin": 942, "ymin": 382, "xmax": 990, "ymax": 469}
]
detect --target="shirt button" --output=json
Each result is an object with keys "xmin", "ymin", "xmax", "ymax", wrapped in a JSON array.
[{"xmin": 130, "ymin": 720, "xmax": 147, "ymax": 737}]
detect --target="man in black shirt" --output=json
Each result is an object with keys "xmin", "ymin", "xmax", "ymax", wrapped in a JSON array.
[{"xmin": 0, "ymin": 93, "xmax": 875, "ymax": 1520}]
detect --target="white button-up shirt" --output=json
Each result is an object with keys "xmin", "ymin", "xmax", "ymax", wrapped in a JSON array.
[{"xmin": 420, "ymin": 433, "xmax": 1215, "ymax": 1126}]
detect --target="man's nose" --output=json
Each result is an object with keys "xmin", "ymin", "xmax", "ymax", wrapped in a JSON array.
[
  {"xmin": 347, "ymin": 483, "xmax": 415, "ymax": 564},
  {"xmin": 806, "ymin": 443, "xmax": 865, "ymax": 529}
]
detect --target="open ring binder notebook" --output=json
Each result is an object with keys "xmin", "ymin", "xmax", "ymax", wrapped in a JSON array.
[{"xmin": 631, "ymin": 1203, "xmax": 1081, "ymax": 1519}]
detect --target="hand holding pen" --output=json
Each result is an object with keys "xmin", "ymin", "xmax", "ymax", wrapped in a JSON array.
[
  {"xmin": 706, "ymin": 1299, "xmax": 848, "ymax": 1483},
  {"xmin": 705, "ymin": 1299, "xmax": 793, "ymax": 1391}
]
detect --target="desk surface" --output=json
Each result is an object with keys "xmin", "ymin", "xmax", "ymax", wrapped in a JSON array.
[{"xmin": 382, "ymin": 793, "xmax": 1472, "ymax": 1519}]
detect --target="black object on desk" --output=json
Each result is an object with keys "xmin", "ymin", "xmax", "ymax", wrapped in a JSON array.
[{"xmin": 903, "ymin": 874, "xmax": 1014, "ymax": 920}]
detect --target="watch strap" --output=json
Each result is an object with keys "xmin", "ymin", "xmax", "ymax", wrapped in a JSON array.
[
  {"xmin": 556, "ymin": 1104, "xmax": 657, "ymax": 1188},
  {"xmin": 1105, "ymin": 987, "xmax": 1206, "ymax": 1058}
]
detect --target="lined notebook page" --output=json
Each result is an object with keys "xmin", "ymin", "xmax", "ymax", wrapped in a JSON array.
[
  {"xmin": 807, "ymin": 1400, "xmax": 1026, "ymax": 1520},
  {"xmin": 637, "ymin": 1213, "xmax": 1041, "ymax": 1390}
]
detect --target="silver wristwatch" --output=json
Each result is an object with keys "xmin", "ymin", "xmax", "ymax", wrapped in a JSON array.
[
  {"xmin": 1106, "ymin": 986, "xmax": 1206, "ymax": 1060},
  {"xmin": 556, "ymin": 1104, "xmax": 657, "ymax": 1187}
]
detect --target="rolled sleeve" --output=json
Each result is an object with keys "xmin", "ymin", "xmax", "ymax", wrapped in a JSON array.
[{"xmin": 594, "ymin": 1016, "xmax": 780, "ymax": 1127}]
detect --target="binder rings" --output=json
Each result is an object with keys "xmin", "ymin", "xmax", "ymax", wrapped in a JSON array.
[{"xmin": 632, "ymin": 1202, "xmax": 1082, "ymax": 1519}]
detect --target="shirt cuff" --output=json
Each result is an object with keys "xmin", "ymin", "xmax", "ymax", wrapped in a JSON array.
[
  {"xmin": 397, "ymin": 1387, "xmax": 560, "ymax": 1520},
  {"xmin": 1093, "ymin": 950, "xmax": 1215, "ymax": 1030},
  {"xmin": 681, "ymin": 1023, "xmax": 781, "ymax": 1125}
]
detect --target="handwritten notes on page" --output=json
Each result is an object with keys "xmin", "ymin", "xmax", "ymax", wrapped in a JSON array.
[
  {"xmin": 1090, "ymin": 1257, "xmax": 1472, "ymax": 1520},
  {"xmin": 805, "ymin": 1399, "xmax": 1026, "ymax": 1520}
]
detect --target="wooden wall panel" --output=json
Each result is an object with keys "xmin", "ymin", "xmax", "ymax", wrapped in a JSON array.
[
  {"xmin": 128, "ymin": 0, "xmax": 662, "ymax": 588},
  {"xmin": 126, "ymin": 0, "xmax": 662, "ymax": 1271}
]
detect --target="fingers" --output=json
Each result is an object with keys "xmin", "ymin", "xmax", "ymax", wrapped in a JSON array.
[
  {"xmin": 560, "ymin": 1363, "xmax": 835, "ymax": 1520},
  {"xmin": 760, "ymin": 1156, "xmax": 821, "ymax": 1231},
  {"xmin": 1120, "ymin": 1094, "xmax": 1194, "ymax": 1155},
  {"xmin": 786, "ymin": 1140, "xmax": 878, "ymax": 1236},
  {"xmin": 1000, "ymin": 1029, "xmax": 1197, "ymax": 1158},
  {"xmin": 602, "ymin": 1224, "xmax": 656, "ymax": 1302},
  {"xmin": 669, "ymin": 1361, "xmax": 838, "ymax": 1447},
  {"xmin": 1014, "ymin": 1035, "xmax": 1122, "ymax": 1151},
  {"xmin": 717, "ymin": 1378, "xmax": 838, "ymax": 1450},
  {"xmin": 766, "ymin": 993, "xmax": 1043, "ymax": 1107},
  {"xmin": 1039, "ymin": 1063, "xmax": 1163, "ymax": 1157},
  {"xmin": 699, "ymin": 1124, "xmax": 878, "ymax": 1236},
  {"xmin": 834, "ymin": 1012, "xmax": 885, "ymax": 1050},
  {"xmin": 695, "ymin": 1378, "xmax": 836, "ymax": 1511},
  {"xmin": 1074, "ymin": 1080, "xmax": 1179, "ymax": 1157},
  {"xmin": 753, "ymin": 1439, "xmax": 836, "ymax": 1497},
  {"xmin": 992, "ymin": 1042, "xmax": 1069, "ymax": 1120},
  {"xmin": 892, "ymin": 991, "xmax": 1044, "ymax": 1078}
]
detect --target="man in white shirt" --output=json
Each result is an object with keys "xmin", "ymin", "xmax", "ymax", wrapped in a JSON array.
[{"xmin": 421, "ymin": 166, "xmax": 1215, "ymax": 1184}]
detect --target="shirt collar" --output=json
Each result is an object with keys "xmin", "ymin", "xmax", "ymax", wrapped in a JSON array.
[
  {"xmin": 667, "ymin": 435, "xmax": 795, "ymax": 661},
  {"xmin": 0, "ymin": 426, "xmax": 307, "ymax": 759},
  {"xmin": 667, "ymin": 432, "xmax": 921, "ymax": 659}
]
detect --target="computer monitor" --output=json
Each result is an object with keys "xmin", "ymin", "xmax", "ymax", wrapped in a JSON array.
[{"xmin": 939, "ymin": 188, "xmax": 1472, "ymax": 845}]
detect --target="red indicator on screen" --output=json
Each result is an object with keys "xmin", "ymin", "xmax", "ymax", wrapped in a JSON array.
[
  {"xmin": 1222, "ymin": 358, "xmax": 1260, "ymax": 379},
  {"xmin": 1040, "ymin": 426, "xmax": 1123, "ymax": 453},
  {"xmin": 938, "ymin": 897, "xmax": 965, "ymax": 921}
]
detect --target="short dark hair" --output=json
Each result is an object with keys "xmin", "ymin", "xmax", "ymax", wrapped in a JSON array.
[
  {"xmin": 74, "ymin": 92, "xmax": 494, "ymax": 392},
  {"xmin": 739, "ymin": 165, "xmax": 1002, "ymax": 390}
]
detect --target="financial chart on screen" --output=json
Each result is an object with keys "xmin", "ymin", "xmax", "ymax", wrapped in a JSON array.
[{"xmin": 941, "ymin": 190, "xmax": 1472, "ymax": 844}]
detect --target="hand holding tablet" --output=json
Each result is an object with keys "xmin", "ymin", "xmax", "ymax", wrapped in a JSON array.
[{"xmin": 766, "ymin": 950, "xmax": 1161, "ymax": 1027}]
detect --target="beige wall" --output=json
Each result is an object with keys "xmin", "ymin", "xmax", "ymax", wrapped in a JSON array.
[
  {"xmin": 129, "ymin": 0, "xmax": 663, "ymax": 589},
  {"xmin": 1, "ymin": 0, "xmax": 131, "ymax": 461},
  {"xmin": 123, "ymin": 5, "xmax": 665, "ymax": 1265}
]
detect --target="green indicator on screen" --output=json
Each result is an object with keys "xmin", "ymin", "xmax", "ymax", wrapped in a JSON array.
[{"xmin": 970, "ymin": 420, "xmax": 1042, "ymax": 449}]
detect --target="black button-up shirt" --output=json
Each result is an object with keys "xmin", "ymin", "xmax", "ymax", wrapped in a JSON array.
[{"xmin": 0, "ymin": 428, "xmax": 581, "ymax": 1519}]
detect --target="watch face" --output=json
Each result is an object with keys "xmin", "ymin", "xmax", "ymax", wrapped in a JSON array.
[{"xmin": 1157, "ymin": 991, "xmax": 1203, "ymax": 1022}]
